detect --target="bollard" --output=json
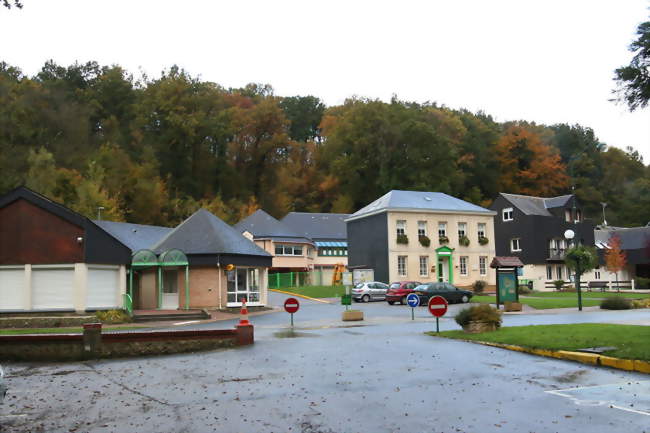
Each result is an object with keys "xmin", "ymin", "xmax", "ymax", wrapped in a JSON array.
[{"xmin": 82, "ymin": 322, "xmax": 102, "ymax": 358}]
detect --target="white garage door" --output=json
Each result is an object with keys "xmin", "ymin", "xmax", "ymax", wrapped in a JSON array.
[
  {"xmin": 32, "ymin": 267, "xmax": 75, "ymax": 310},
  {"xmin": 0, "ymin": 267, "xmax": 24, "ymax": 310},
  {"xmin": 87, "ymin": 267, "xmax": 120, "ymax": 309}
]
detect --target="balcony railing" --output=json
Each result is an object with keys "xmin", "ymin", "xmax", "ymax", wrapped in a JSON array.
[{"xmin": 548, "ymin": 248, "xmax": 566, "ymax": 260}]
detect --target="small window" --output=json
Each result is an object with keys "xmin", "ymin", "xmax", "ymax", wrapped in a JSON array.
[
  {"xmin": 293, "ymin": 246, "xmax": 303, "ymax": 256},
  {"xmin": 503, "ymin": 208, "xmax": 513, "ymax": 221},
  {"xmin": 565, "ymin": 209, "xmax": 572, "ymax": 222},
  {"xmin": 477, "ymin": 223, "xmax": 486, "ymax": 239},
  {"xmin": 275, "ymin": 245, "xmax": 283, "ymax": 255},
  {"xmin": 419, "ymin": 256, "xmax": 428, "ymax": 277},
  {"xmin": 479, "ymin": 256, "xmax": 487, "ymax": 276},
  {"xmin": 575, "ymin": 209, "xmax": 582, "ymax": 222},
  {"xmin": 418, "ymin": 221, "xmax": 427, "ymax": 237},
  {"xmin": 557, "ymin": 266, "xmax": 563, "ymax": 280},
  {"xmin": 396, "ymin": 220, "xmax": 406, "ymax": 236},
  {"xmin": 511, "ymin": 238, "xmax": 521, "ymax": 252},
  {"xmin": 458, "ymin": 222, "xmax": 467, "ymax": 238},
  {"xmin": 595, "ymin": 270, "xmax": 601, "ymax": 279},
  {"xmin": 397, "ymin": 256, "xmax": 407, "ymax": 277},
  {"xmin": 547, "ymin": 265, "xmax": 553, "ymax": 280},
  {"xmin": 438, "ymin": 222, "xmax": 447, "ymax": 237},
  {"xmin": 459, "ymin": 256, "xmax": 468, "ymax": 276}
]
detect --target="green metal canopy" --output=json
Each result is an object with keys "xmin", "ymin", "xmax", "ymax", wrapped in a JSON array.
[
  {"xmin": 159, "ymin": 248, "xmax": 189, "ymax": 266},
  {"xmin": 131, "ymin": 249, "xmax": 159, "ymax": 267}
]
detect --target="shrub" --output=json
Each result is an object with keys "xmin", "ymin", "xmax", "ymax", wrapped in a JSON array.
[
  {"xmin": 459, "ymin": 235, "xmax": 470, "ymax": 247},
  {"xmin": 553, "ymin": 280, "xmax": 564, "ymax": 291},
  {"xmin": 418, "ymin": 235, "xmax": 431, "ymax": 247},
  {"xmin": 478, "ymin": 236, "xmax": 489, "ymax": 245},
  {"xmin": 96, "ymin": 309, "xmax": 132, "ymax": 324},
  {"xmin": 518, "ymin": 284, "xmax": 532, "ymax": 295},
  {"xmin": 439, "ymin": 235, "xmax": 449, "ymax": 244},
  {"xmin": 397, "ymin": 234, "xmax": 409, "ymax": 244},
  {"xmin": 472, "ymin": 280, "xmax": 487, "ymax": 294},
  {"xmin": 600, "ymin": 297, "xmax": 632, "ymax": 310},
  {"xmin": 631, "ymin": 298, "xmax": 650, "ymax": 308},
  {"xmin": 635, "ymin": 277, "xmax": 650, "ymax": 290},
  {"xmin": 455, "ymin": 304, "xmax": 502, "ymax": 328}
]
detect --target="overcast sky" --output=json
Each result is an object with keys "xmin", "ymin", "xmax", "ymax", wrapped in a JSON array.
[{"xmin": 2, "ymin": 0, "xmax": 649, "ymax": 160}]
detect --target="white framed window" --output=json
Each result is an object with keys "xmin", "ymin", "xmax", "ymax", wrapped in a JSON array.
[
  {"xmin": 503, "ymin": 208, "xmax": 513, "ymax": 221},
  {"xmin": 459, "ymin": 256, "xmax": 468, "ymax": 276},
  {"xmin": 565, "ymin": 209, "xmax": 572, "ymax": 222},
  {"xmin": 556, "ymin": 266, "xmax": 563, "ymax": 280},
  {"xmin": 396, "ymin": 220, "xmax": 406, "ymax": 236},
  {"xmin": 458, "ymin": 222, "xmax": 467, "ymax": 238},
  {"xmin": 397, "ymin": 256, "xmax": 407, "ymax": 277},
  {"xmin": 438, "ymin": 222, "xmax": 447, "ymax": 237},
  {"xmin": 477, "ymin": 223, "xmax": 486, "ymax": 239},
  {"xmin": 511, "ymin": 238, "xmax": 521, "ymax": 252},
  {"xmin": 479, "ymin": 256, "xmax": 487, "ymax": 276},
  {"xmin": 547, "ymin": 265, "xmax": 553, "ymax": 280},
  {"xmin": 419, "ymin": 256, "xmax": 428, "ymax": 277},
  {"xmin": 417, "ymin": 221, "xmax": 427, "ymax": 237},
  {"xmin": 227, "ymin": 267, "xmax": 261, "ymax": 306},
  {"xmin": 275, "ymin": 244, "xmax": 304, "ymax": 256},
  {"xmin": 595, "ymin": 270, "xmax": 601, "ymax": 279}
]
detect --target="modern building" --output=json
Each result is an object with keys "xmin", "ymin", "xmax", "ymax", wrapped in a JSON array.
[
  {"xmin": 0, "ymin": 187, "xmax": 130, "ymax": 312},
  {"xmin": 346, "ymin": 190, "xmax": 497, "ymax": 286},
  {"xmin": 490, "ymin": 193, "xmax": 595, "ymax": 290},
  {"xmin": 280, "ymin": 212, "xmax": 349, "ymax": 284},
  {"xmin": 595, "ymin": 225, "xmax": 649, "ymax": 283}
]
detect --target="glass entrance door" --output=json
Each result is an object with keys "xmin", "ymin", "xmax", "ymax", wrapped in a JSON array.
[{"xmin": 161, "ymin": 269, "xmax": 179, "ymax": 309}]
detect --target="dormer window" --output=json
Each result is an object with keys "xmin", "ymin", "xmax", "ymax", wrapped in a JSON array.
[
  {"xmin": 503, "ymin": 208, "xmax": 513, "ymax": 222},
  {"xmin": 565, "ymin": 209, "xmax": 571, "ymax": 222}
]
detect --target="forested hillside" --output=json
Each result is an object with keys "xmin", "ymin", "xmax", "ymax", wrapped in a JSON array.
[{"xmin": 1, "ymin": 61, "xmax": 649, "ymax": 227}]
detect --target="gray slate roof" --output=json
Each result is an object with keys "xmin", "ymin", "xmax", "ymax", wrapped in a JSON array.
[
  {"xmin": 500, "ymin": 193, "xmax": 573, "ymax": 217},
  {"xmin": 234, "ymin": 209, "xmax": 311, "ymax": 243},
  {"xmin": 281, "ymin": 212, "xmax": 349, "ymax": 241},
  {"xmin": 153, "ymin": 209, "xmax": 271, "ymax": 256},
  {"xmin": 93, "ymin": 220, "xmax": 173, "ymax": 252},
  {"xmin": 595, "ymin": 226, "xmax": 650, "ymax": 250},
  {"xmin": 347, "ymin": 190, "xmax": 494, "ymax": 220}
]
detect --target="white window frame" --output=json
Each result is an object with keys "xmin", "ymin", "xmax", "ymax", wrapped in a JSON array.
[
  {"xmin": 595, "ymin": 270, "xmax": 601, "ymax": 279},
  {"xmin": 419, "ymin": 256, "xmax": 428, "ymax": 277},
  {"xmin": 479, "ymin": 256, "xmax": 487, "ymax": 276},
  {"xmin": 417, "ymin": 221, "xmax": 427, "ymax": 237},
  {"xmin": 275, "ymin": 244, "xmax": 304, "ymax": 256},
  {"xmin": 396, "ymin": 220, "xmax": 406, "ymax": 236},
  {"xmin": 459, "ymin": 256, "xmax": 468, "ymax": 276},
  {"xmin": 226, "ymin": 267, "xmax": 261, "ymax": 307},
  {"xmin": 547, "ymin": 265, "xmax": 553, "ymax": 280},
  {"xmin": 438, "ymin": 222, "xmax": 447, "ymax": 237},
  {"xmin": 556, "ymin": 265, "xmax": 563, "ymax": 280},
  {"xmin": 477, "ymin": 223, "xmax": 486, "ymax": 239},
  {"xmin": 511, "ymin": 238, "xmax": 521, "ymax": 252},
  {"xmin": 503, "ymin": 208, "xmax": 513, "ymax": 222},
  {"xmin": 397, "ymin": 256, "xmax": 407, "ymax": 277},
  {"xmin": 458, "ymin": 222, "xmax": 467, "ymax": 238}
]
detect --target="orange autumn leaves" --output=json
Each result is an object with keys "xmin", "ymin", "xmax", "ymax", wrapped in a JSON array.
[{"xmin": 496, "ymin": 125, "xmax": 569, "ymax": 197}]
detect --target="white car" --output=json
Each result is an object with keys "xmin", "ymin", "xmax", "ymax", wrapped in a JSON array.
[
  {"xmin": 352, "ymin": 281, "xmax": 390, "ymax": 302},
  {"xmin": 0, "ymin": 365, "xmax": 6, "ymax": 403}
]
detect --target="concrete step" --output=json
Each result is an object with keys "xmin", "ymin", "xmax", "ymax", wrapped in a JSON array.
[{"xmin": 132, "ymin": 311, "xmax": 209, "ymax": 323}]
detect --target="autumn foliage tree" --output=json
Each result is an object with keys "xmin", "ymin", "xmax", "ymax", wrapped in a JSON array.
[{"xmin": 604, "ymin": 233, "xmax": 627, "ymax": 292}]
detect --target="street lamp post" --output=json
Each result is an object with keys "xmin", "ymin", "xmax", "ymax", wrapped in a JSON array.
[
  {"xmin": 600, "ymin": 202, "xmax": 608, "ymax": 226},
  {"xmin": 97, "ymin": 206, "xmax": 105, "ymax": 220},
  {"xmin": 564, "ymin": 229, "xmax": 583, "ymax": 311}
]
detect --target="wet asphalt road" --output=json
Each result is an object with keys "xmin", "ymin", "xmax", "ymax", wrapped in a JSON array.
[{"xmin": 1, "ymin": 293, "xmax": 649, "ymax": 433}]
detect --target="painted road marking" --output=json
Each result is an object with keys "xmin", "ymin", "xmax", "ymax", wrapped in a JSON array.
[
  {"xmin": 546, "ymin": 380, "xmax": 650, "ymax": 416},
  {"xmin": 173, "ymin": 320, "xmax": 201, "ymax": 326}
]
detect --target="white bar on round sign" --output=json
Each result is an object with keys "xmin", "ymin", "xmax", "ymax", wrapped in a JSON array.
[{"xmin": 430, "ymin": 305, "xmax": 446, "ymax": 309}]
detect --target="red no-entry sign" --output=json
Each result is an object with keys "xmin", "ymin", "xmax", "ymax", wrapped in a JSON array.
[
  {"xmin": 284, "ymin": 297, "xmax": 300, "ymax": 314},
  {"xmin": 428, "ymin": 296, "xmax": 448, "ymax": 317}
]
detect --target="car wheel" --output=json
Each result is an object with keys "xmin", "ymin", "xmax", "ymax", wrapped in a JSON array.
[
  {"xmin": 387, "ymin": 301, "xmax": 395, "ymax": 305},
  {"xmin": 400, "ymin": 296, "xmax": 406, "ymax": 305},
  {"xmin": 362, "ymin": 294, "xmax": 370, "ymax": 303},
  {"xmin": 461, "ymin": 295, "xmax": 469, "ymax": 303}
]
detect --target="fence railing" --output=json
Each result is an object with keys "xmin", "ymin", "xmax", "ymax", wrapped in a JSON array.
[
  {"xmin": 543, "ymin": 280, "xmax": 635, "ymax": 291},
  {"xmin": 269, "ymin": 270, "xmax": 335, "ymax": 289}
]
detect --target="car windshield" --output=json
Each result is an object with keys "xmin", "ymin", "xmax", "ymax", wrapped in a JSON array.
[
  {"xmin": 355, "ymin": 283, "xmax": 365, "ymax": 289},
  {"xmin": 389, "ymin": 283, "xmax": 400, "ymax": 289},
  {"xmin": 414, "ymin": 284, "xmax": 430, "ymax": 291}
]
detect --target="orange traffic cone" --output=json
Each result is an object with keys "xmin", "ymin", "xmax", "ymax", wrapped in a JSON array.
[{"xmin": 238, "ymin": 298, "xmax": 250, "ymax": 326}]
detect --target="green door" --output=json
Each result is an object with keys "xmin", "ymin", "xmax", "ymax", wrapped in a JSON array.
[{"xmin": 498, "ymin": 272, "xmax": 517, "ymax": 302}]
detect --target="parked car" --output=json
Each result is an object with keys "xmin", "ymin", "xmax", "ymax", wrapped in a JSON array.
[
  {"xmin": 413, "ymin": 282, "xmax": 473, "ymax": 304},
  {"xmin": 0, "ymin": 365, "xmax": 6, "ymax": 403},
  {"xmin": 385, "ymin": 281, "xmax": 422, "ymax": 305},
  {"xmin": 352, "ymin": 281, "xmax": 390, "ymax": 302}
]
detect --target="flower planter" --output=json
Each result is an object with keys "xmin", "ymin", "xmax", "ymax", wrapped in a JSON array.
[
  {"xmin": 504, "ymin": 301, "xmax": 523, "ymax": 312},
  {"xmin": 342, "ymin": 310, "xmax": 364, "ymax": 321},
  {"xmin": 462, "ymin": 320, "xmax": 498, "ymax": 334}
]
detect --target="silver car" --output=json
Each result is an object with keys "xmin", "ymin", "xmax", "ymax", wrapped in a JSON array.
[
  {"xmin": 352, "ymin": 281, "xmax": 389, "ymax": 302},
  {"xmin": 0, "ymin": 365, "xmax": 6, "ymax": 403}
]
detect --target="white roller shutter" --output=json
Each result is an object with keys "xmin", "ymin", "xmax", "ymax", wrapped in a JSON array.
[
  {"xmin": 32, "ymin": 267, "xmax": 75, "ymax": 310},
  {"xmin": 0, "ymin": 268, "xmax": 24, "ymax": 310},
  {"xmin": 87, "ymin": 267, "xmax": 119, "ymax": 309}
]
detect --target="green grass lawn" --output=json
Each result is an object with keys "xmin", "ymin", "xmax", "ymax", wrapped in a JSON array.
[
  {"xmin": 273, "ymin": 285, "xmax": 347, "ymax": 298},
  {"xmin": 0, "ymin": 325, "xmax": 146, "ymax": 335},
  {"xmin": 435, "ymin": 323, "xmax": 650, "ymax": 361},
  {"xmin": 471, "ymin": 295, "xmax": 601, "ymax": 309},
  {"xmin": 527, "ymin": 291, "xmax": 649, "ymax": 299}
]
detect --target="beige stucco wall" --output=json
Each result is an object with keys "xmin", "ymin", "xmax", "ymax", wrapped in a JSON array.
[
  {"xmin": 386, "ymin": 211, "xmax": 496, "ymax": 287},
  {"xmin": 518, "ymin": 263, "xmax": 635, "ymax": 291},
  {"xmin": 313, "ymin": 255, "xmax": 348, "ymax": 267}
]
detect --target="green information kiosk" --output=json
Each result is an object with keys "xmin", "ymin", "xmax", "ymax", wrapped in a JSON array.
[{"xmin": 490, "ymin": 256, "xmax": 524, "ymax": 309}]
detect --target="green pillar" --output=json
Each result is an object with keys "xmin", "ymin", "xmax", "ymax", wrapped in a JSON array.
[
  {"xmin": 448, "ymin": 256, "xmax": 453, "ymax": 284},
  {"xmin": 129, "ymin": 268, "xmax": 133, "ymax": 299},
  {"xmin": 184, "ymin": 265, "xmax": 190, "ymax": 310},
  {"xmin": 158, "ymin": 266, "xmax": 163, "ymax": 309},
  {"xmin": 276, "ymin": 273, "xmax": 280, "ymax": 289}
]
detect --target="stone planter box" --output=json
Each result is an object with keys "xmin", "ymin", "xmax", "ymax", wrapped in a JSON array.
[
  {"xmin": 504, "ymin": 301, "xmax": 523, "ymax": 312},
  {"xmin": 342, "ymin": 310, "xmax": 364, "ymax": 321},
  {"xmin": 462, "ymin": 321, "xmax": 498, "ymax": 334}
]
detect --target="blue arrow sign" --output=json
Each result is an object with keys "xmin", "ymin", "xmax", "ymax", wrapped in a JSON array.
[{"xmin": 406, "ymin": 293, "xmax": 420, "ymax": 308}]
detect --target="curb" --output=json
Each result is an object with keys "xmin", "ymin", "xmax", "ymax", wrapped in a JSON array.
[
  {"xmin": 459, "ymin": 340, "xmax": 650, "ymax": 374},
  {"xmin": 269, "ymin": 289, "xmax": 332, "ymax": 304}
]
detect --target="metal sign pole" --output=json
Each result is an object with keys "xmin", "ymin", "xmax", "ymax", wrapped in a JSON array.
[
  {"xmin": 411, "ymin": 307, "xmax": 414, "ymax": 321},
  {"xmin": 290, "ymin": 312, "xmax": 294, "ymax": 327},
  {"xmin": 436, "ymin": 317, "xmax": 439, "ymax": 333}
]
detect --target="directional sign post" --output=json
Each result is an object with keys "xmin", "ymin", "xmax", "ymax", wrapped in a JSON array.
[
  {"xmin": 284, "ymin": 297, "xmax": 300, "ymax": 327},
  {"xmin": 428, "ymin": 295, "xmax": 448, "ymax": 333},
  {"xmin": 406, "ymin": 293, "xmax": 420, "ymax": 320}
]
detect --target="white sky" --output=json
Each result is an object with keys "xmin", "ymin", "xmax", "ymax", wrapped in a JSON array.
[{"xmin": 2, "ymin": 0, "xmax": 649, "ymax": 160}]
